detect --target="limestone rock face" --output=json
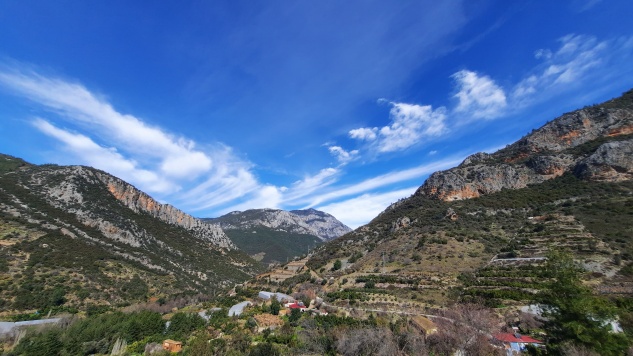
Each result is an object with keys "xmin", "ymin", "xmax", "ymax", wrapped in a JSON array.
[
  {"xmin": 415, "ymin": 92, "xmax": 633, "ymax": 202},
  {"xmin": 418, "ymin": 164, "xmax": 543, "ymax": 201},
  {"xmin": 511, "ymin": 108, "xmax": 633, "ymax": 155},
  {"xmin": 32, "ymin": 166, "xmax": 234, "ymax": 249},
  {"xmin": 207, "ymin": 208, "xmax": 351, "ymax": 241},
  {"xmin": 0, "ymin": 157, "xmax": 261, "ymax": 301},
  {"xmin": 574, "ymin": 139, "xmax": 633, "ymax": 182},
  {"xmin": 96, "ymin": 172, "xmax": 233, "ymax": 248}
]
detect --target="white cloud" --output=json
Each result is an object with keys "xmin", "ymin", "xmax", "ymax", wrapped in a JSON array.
[
  {"xmin": 349, "ymin": 127, "xmax": 378, "ymax": 140},
  {"xmin": 0, "ymin": 66, "xmax": 262, "ymax": 214},
  {"xmin": 349, "ymin": 102, "xmax": 447, "ymax": 153},
  {"xmin": 283, "ymin": 168, "xmax": 340, "ymax": 203},
  {"xmin": 452, "ymin": 70, "xmax": 507, "ymax": 119},
  {"xmin": 534, "ymin": 49, "xmax": 552, "ymax": 60},
  {"xmin": 327, "ymin": 145, "xmax": 359, "ymax": 164},
  {"xmin": 0, "ymin": 68, "xmax": 212, "ymax": 180},
  {"xmin": 32, "ymin": 118, "xmax": 177, "ymax": 193},
  {"xmin": 317, "ymin": 187, "xmax": 418, "ymax": 229},
  {"xmin": 174, "ymin": 146, "xmax": 262, "ymax": 211},
  {"xmin": 303, "ymin": 156, "xmax": 461, "ymax": 207},
  {"xmin": 219, "ymin": 185, "xmax": 283, "ymax": 214},
  {"xmin": 512, "ymin": 34, "xmax": 624, "ymax": 102}
]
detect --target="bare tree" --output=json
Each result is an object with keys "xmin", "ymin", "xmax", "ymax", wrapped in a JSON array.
[
  {"xmin": 336, "ymin": 327, "xmax": 399, "ymax": 356},
  {"xmin": 428, "ymin": 303, "xmax": 503, "ymax": 356},
  {"xmin": 562, "ymin": 342, "xmax": 600, "ymax": 356}
]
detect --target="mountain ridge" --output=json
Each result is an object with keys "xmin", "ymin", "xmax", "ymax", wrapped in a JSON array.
[
  {"xmin": 204, "ymin": 208, "xmax": 352, "ymax": 264},
  {"xmin": 205, "ymin": 208, "xmax": 351, "ymax": 241},
  {"xmin": 414, "ymin": 89, "xmax": 633, "ymax": 203},
  {"xmin": 0, "ymin": 157, "xmax": 261, "ymax": 312},
  {"xmin": 302, "ymin": 89, "xmax": 633, "ymax": 311}
]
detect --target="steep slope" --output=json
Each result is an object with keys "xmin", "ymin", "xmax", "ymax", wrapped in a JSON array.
[
  {"xmin": 204, "ymin": 208, "xmax": 351, "ymax": 264},
  {"xmin": 0, "ymin": 156, "xmax": 262, "ymax": 313},
  {"xmin": 417, "ymin": 90, "xmax": 633, "ymax": 201},
  {"xmin": 301, "ymin": 89, "xmax": 633, "ymax": 311}
]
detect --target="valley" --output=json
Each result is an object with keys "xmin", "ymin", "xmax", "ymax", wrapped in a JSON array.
[{"xmin": 1, "ymin": 90, "xmax": 633, "ymax": 355}]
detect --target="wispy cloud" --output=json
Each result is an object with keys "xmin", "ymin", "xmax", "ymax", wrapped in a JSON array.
[
  {"xmin": 0, "ymin": 68, "xmax": 211, "ymax": 178},
  {"xmin": 574, "ymin": 0, "xmax": 603, "ymax": 12},
  {"xmin": 218, "ymin": 185, "xmax": 283, "ymax": 214},
  {"xmin": 452, "ymin": 70, "xmax": 507, "ymax": 119},
  {"xmin": 349, "ymin": 101, "xmax": 447, "ymax": 153},
  {"xmin": 512, "ymin": 34, "xmax": 633, "ymax": 104},
  {"xmin": 303, "ymin": 156, "xmax": 461, "ymax": 207},
  {"xmin": 317, "ymin": 187, "xmax": 418, "ymax": 229},
  {"xmin": 33, "ymin": 118, "xmax": 176, "ymax": 193},
  {"xmin": 284, "ymin": 168, "xmax": 340, "ymax": 202},
  {"xmin": 0, "ymin": 65, "xmax": 260, "ymax": 209},
  {"xmin": 327, "ymin": 146, "xmax": 359, "ymax": 165}
]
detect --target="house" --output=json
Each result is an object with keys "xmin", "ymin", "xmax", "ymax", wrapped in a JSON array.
[
  {"xmin": 286, "ymin": 302, "xmax": 307, "ymax": 312},
  {"xmin": 162, "ymin": 339, "xmax": 183, "ymax": 353},
  {"xmin": 494, "ymin": 333, "xmax": 543, "ymax": 355}
]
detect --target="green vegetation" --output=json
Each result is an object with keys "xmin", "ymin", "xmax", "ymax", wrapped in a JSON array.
[
  {"xmin": 0, "ymin": 158, "xmax": 262, "ymax": 314},
  {"xmin": 9, "ymin": 310, "xmax": 168, "ymax": 355},
  {"xmin": 224, "ymin": 227, "xmax": 322, "ymax": 265},
  {"xmin": 538, "ymin": 250, "xmax": 630, "ymax": 355}
]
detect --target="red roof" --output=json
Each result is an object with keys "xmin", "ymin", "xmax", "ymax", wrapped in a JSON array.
[
  {"xmin": 288, "ymin": 303, "xmax": 305, "ymax": 309},
  {"xmin": 494, "ymin": 333, "xmax": 542, "ymax": 344}
]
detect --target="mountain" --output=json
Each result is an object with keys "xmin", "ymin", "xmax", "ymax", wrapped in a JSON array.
[
  {"xmin": 415, "ymin": 90, "xmax": 633, "ymax": 202},
  {"xmin": 302, "ymin": 89, "xmax": 633, "ymax": 310},
  {"xmin": 203, "ymin": 208, "xmax": 351, "ymax": 264},
  {"xmin": 0, "ymin": 157, "xmax": 262, "ymax": 313}
]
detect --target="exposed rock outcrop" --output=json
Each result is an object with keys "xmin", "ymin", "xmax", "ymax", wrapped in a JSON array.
[
  {"xmin": 207, "ymin": 208, "xmax": 351, "ymax": 241},
  {"xmin": 574, "ymin": 139, "xmax": 633, "ymax": 182},
  {"xmin": 0, "ymin": 157, "xmax": 262, "ymax": 308},
  {"xmin": 96, "ymin": 172, "xmax": 233, "ymax": 248},
  {"xmin": 415, "ymin": 91, "xmax": 633, "ymax": 201},
  {"xmin": 31, "ymin": 166, "xmax": 234, "ymax": 249}
]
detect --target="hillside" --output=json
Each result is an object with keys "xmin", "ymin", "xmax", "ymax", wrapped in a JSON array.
[
  {"xmin": 0, "ymin": 156, "xmax": 263, "ymax": 314},
  {"xmin": 287, "ymin": 89, "xmax": 633, "ymax": 311},
  {"xmin": 204, "ymin": 208, "xmax": 351, "ymax": 264}
]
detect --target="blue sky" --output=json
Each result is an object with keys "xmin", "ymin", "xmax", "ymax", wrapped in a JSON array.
[{"xmin": 1, "ymin": 1, "xmax": 632, "ymax": 228}]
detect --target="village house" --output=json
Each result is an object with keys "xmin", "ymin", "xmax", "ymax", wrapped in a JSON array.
[
  {"xmin": 285, "ymin": 301, "xmax": 307, "ymax": 312},
  {"xmin": 494, "ymin": 333, "xmax": 543, "ymax": 355}
]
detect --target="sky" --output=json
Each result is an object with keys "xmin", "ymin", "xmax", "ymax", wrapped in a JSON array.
[{"xmin": 1, "ymin": 1, "xmax": 632, "ymax": 228}]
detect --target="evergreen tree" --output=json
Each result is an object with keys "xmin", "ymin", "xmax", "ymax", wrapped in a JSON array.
[
  {"xmin": 539, "ymin": 250, "xmax": 629, "ymax": 355},
  {"xmin": 270, "ymin": 298, "xmax": 281, "ymax": 315}
]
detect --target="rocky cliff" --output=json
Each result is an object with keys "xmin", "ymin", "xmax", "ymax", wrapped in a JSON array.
[
  {"xmin": 204, "ymin": 208, "xmax": 351, "ymax": 264},
  {"xmin": 416, "ymin": 90, "xmax": 633, "ymax": 201},
  {"xmin": 96, "ymin": 172, "xmax": 234, "ymax": 248},
  {"xmin": 304, "ymin": 90, "xmax": 633, "ymax": 311},
  {"xmin": 207, "ymin": 208, "xmax": 351, "ymax": 241},
  {"xmin": 0, "ymin": 157, "xmax": 261, "ymax": 311}
]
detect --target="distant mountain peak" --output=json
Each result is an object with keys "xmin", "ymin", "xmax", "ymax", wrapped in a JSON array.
[
  {"xmin": 203, "ymin": 208, "xmax": 351, "ymax": 264},
  {"xmin": 206, "ymin": 208, "xmax": 351, "ymax": 241}
]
